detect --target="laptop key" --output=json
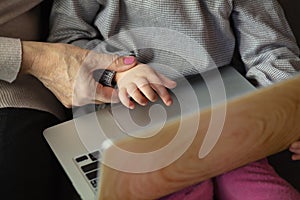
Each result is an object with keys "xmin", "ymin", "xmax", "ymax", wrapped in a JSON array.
[
  {"xmin": 90, "ymin": 179, "xmax": 98, "ymax": 188},
  {"xmin": 81, "ymin": 161, "xmax": 98, "ymax": 173},
  {"xmin": 88, "ymin": 151, "xmax": 100, "ymax": 161},
  {"xmin": 75, "ymin": 155, "xmax": 88, "ymax": 163},
  {"xmin": 86, "ymin": 170, "xmax": 98, "ymax": 180}
]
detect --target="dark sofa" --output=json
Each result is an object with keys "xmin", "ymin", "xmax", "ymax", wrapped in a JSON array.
[{"xmin": 268, "ymin": 0, "xmax": 300, "ymax": 191}]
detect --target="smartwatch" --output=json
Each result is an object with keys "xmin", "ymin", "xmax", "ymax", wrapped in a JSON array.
[{"xmin": 94, "ymin": 69, "xmax": 116, "ymax": 87}]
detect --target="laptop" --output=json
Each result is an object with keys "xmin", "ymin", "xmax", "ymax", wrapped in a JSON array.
[{"xmin": 43, "ymin": 66, "xmax": 255, "ymax": 200}]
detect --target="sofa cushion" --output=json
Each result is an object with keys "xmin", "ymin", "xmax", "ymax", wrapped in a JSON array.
[{"xmin": 278, "ymin": 0, "xmax": 300, "ymax": 47}]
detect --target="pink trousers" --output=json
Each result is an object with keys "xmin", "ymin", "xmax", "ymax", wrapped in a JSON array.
[{"xmin": 160, "ymin": 158, "xmax": 300, "ymax": 200}]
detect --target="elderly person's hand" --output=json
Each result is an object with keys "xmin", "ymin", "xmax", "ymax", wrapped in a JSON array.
[
  {"xmin": 20, "ymin": 41, "xmax": 136, "ymax": 107},
  {"xmin": 289, "ymin": 141, "xmax": 300, "ymax": 160}
]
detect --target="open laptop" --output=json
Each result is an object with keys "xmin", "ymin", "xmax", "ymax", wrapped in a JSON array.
[{"xmin": 43, "ymin": 66, "xmax": 255, "ymax": 200}]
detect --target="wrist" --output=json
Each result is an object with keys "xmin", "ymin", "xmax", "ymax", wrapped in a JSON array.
[
  {"xmin": 114, "ymin": 71, "xmax": 122, "ymax": 84},
  {"xmin": 20, "ymin": 41, "xmax": 45, "ymax": 76}
]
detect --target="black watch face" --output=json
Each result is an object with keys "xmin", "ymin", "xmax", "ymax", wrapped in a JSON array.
[{"xmin": 93, "ymin": 69, "xmax": 116, "ymax": 87}]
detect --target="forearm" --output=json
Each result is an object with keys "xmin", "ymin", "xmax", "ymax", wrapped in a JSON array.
[
  {"xmin": 20, "ymin": 41, "xmax": 43, "ymax": 76},
  {"xmin": 232, "ymin": 0, "xmax": 300, "ymax": 86}
]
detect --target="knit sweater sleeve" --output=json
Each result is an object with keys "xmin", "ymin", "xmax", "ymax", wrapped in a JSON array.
[{"xmin": 0, "ymin": 37, "xmax": 22, "ymax": 83}]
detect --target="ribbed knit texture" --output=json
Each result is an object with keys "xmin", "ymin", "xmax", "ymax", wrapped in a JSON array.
[
  {"xmin": 0, "ymin": 37, "xmax": 21, "ymax": 83},
  {"xmin": 0, "ymin": 0, "xmax": 66, "ymax": 120},
  {"xmin": 49, "ymin": 0, "xmax": 300, "ymax": 87},
  {"xmin": 0, "ymin": 76, "xmax": 65, "ymax": 120}
]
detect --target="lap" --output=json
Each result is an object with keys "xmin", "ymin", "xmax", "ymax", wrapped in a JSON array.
[
  {"xmin": 160, "ymin": 158, "xmax": 300, "ymax": 200},
  {"xmin": 0, "ymin": 108, "xmax": 79, "ymax": 200},
  {"xmin": 215, "ymin": 158, "xmax": 300, "ymax": 200}
]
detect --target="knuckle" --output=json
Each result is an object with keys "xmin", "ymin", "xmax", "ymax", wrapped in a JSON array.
[
  {"xmin": 127, "ymin": 83, "xmax": 138, "ymax": 93},
  {"xmin": 136, "ymin": 78, "xmax": 149, "ymax": 88},
  {"xmin": 111, "ymin": 55, "xmax": 120, "ymax": 67}
]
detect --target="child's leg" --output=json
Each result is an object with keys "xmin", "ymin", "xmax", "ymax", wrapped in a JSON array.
[
  {"xmin": 215, "ymin": 158, "xmax": 300, "ymax": 200},
  {"xmin": 159, "ymin": 179, "xmax": 214, "ymax": 200}
]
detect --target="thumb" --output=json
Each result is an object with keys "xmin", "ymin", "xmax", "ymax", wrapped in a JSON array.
[
  {"xmin": 83, "ymin": 51, "xmax": 137, "ymax": 71},
  {"xmin": 107, "ymin": 56, "xmax": 137, "ymax": 72}
]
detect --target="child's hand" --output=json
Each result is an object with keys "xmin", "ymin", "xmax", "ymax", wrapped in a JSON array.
[
  {"xmin": 289, "ymin": 141, "xmax": 300, "ymax": 160},
  {"xmin": 115, "ymin": 63, "xmax": 176, "ymax": 109}
]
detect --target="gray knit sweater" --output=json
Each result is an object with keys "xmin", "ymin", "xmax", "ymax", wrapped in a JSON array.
[
  {"xmin": 49, "ymin": 0, "xmax": 300, "ymax": 86},
  {"xmin": 0, "ymin": 0, "xmax": 65, "ymax": 119}
]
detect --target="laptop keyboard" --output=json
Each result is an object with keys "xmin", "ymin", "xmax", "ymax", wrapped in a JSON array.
[{"xmin": 74, "ymin": 150, "xmax": 101, "ymax": 192}]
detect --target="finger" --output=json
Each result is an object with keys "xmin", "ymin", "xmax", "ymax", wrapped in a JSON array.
[
  {"xmin": 127, "ymin": 83, "xmax": 148, "ymax": 106},
  {"xmin": 135, "ymin": 78, "xmax": 158, "ymax": 102},
  {"xmin": 106, "ymin": 56, "xmax": 137, "ymax": 72},
  {"xmin": 290, "ymin": 141, "xmax": 300, "ymax": 149},
  {"xmin": 157, "ymin": 73, "xmax": 177, "ymax": 89},
  {"xmin": 152, "ymin": 83, "xmax": 173, "ymax": 106},
  {"xmin": 84, "ymin": 52, "xmax": 137, "ymax": 71},
  {"xmin": 291, "ymin": 154, "xmax": 300, "ymax": 161},
  {"xmin": 289, "ymin": 146, "xmax": 300, "ymax": 153},
  {"xmin": 94, "ymin": 83, "xmax": 120, "ymax": 103},
  {"xmin": 147, "ymin": 75, "xmax": 173, "ymax": 106},
  {"xmin": 119, "ymin": 88, "xmax": 135, "ymax": 109}
]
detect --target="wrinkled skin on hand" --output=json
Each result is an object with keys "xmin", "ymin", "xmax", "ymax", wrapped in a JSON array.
[{"xmin": 21, "ymin": 41, "xmax": 136, "ymax": 107}]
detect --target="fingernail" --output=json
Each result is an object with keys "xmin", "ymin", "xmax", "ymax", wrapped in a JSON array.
[
  {"xmin": 129, "ymin": 102, "xmax": 135, "ymax": 109},
  {"xmin": 166, "ymin": 99, "xmax": 173, "ymax": 106},
  {"xmin": 124, "ymin": 56, "xmax": 135, "ymax": 65},
  {"xmin": 129, "ymin": 105, "xmax": 135, "ymax": 109}
]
